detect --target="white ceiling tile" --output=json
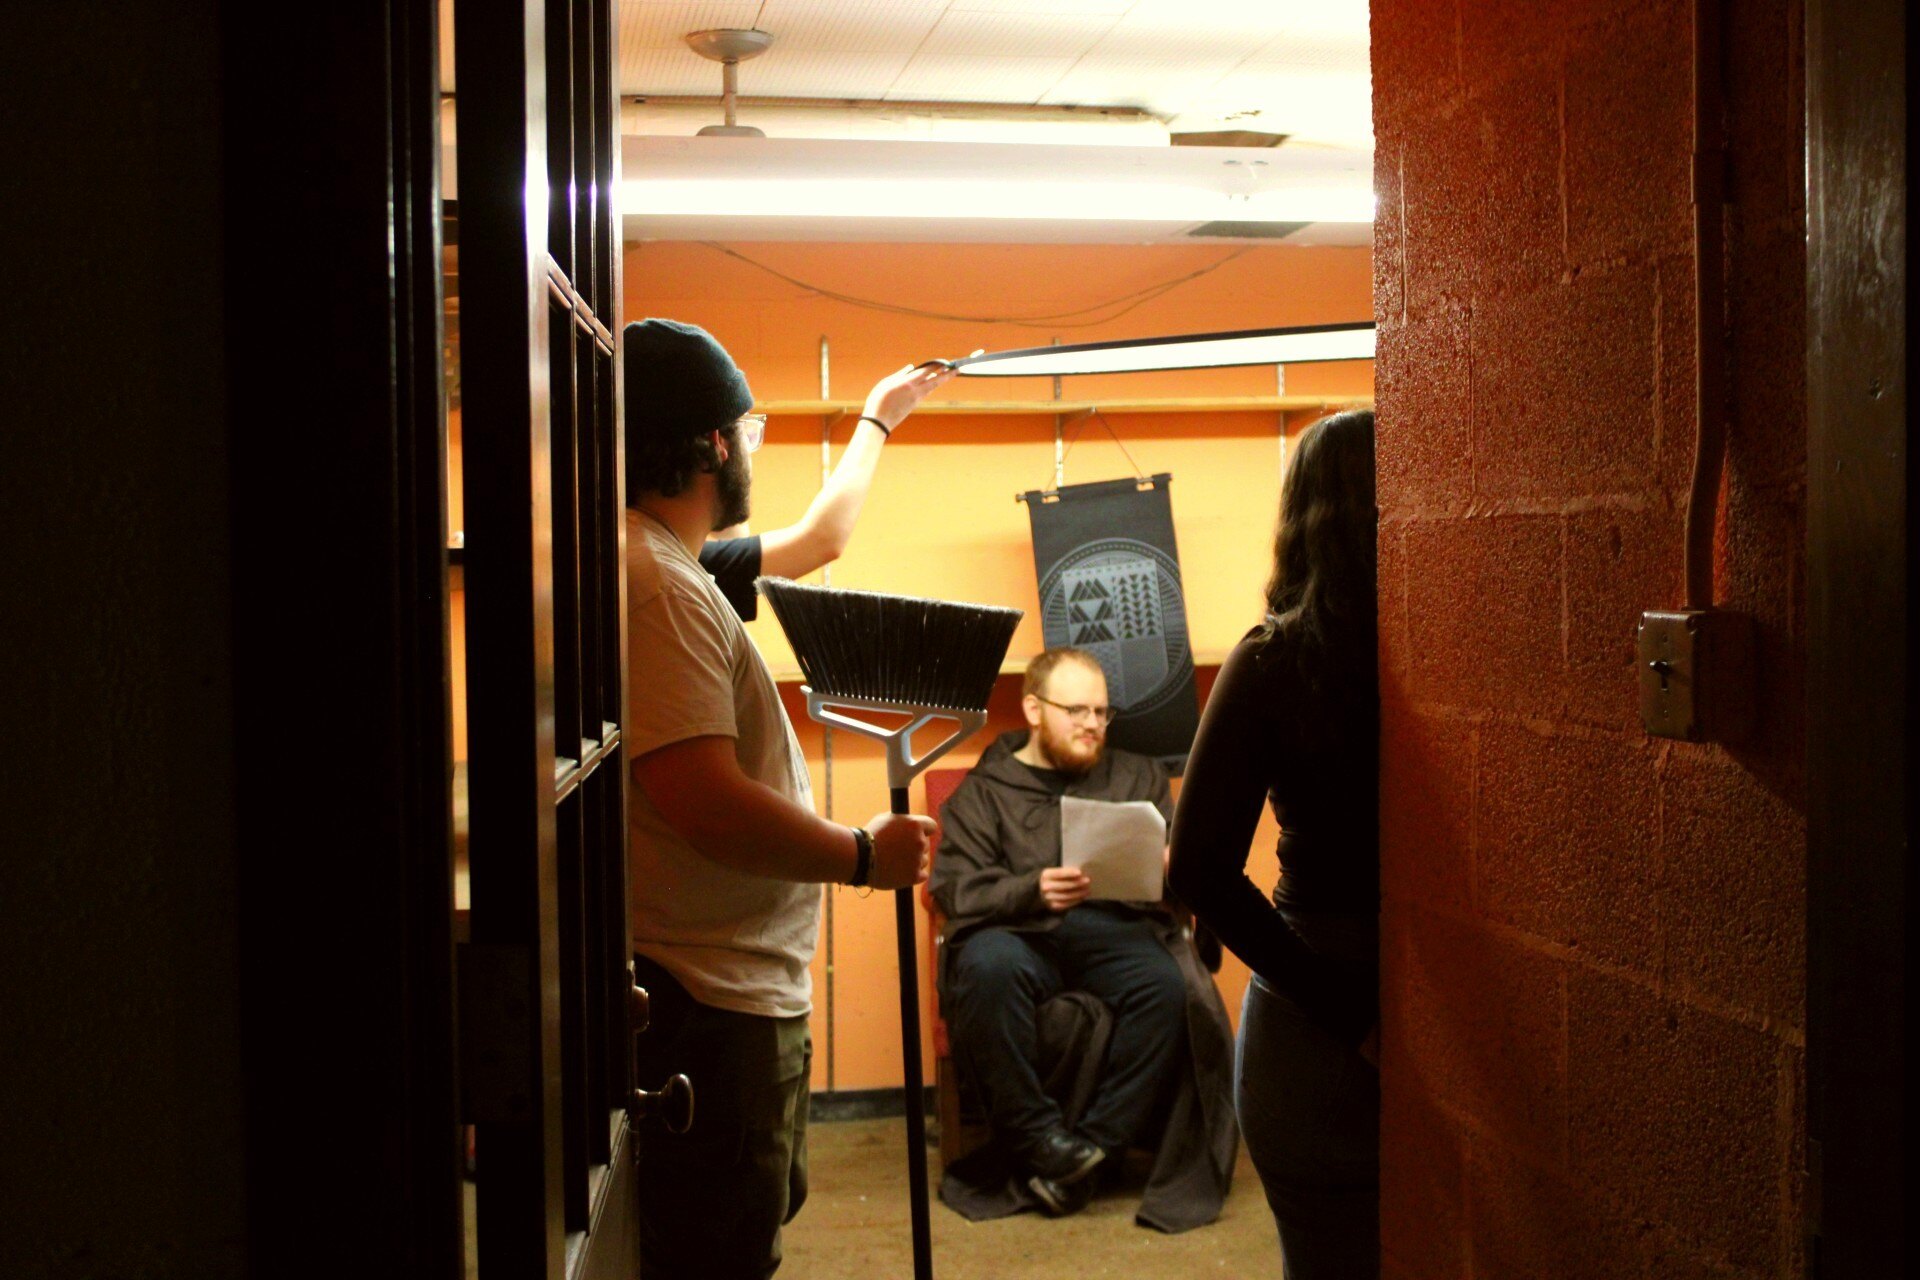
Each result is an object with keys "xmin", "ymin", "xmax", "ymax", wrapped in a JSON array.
[
  {"xmin": 1113, "ymin": 2, "xmax": 1291, "ymax": 38},
  {"xmin": 918, "ymin": 9, "xmax": 1122, "ymax": 59},
  {"xmin": 1086, "ymin": 19, "xmax": 1279, "ymax": 63},
  {"xmin": 1185, "ymin": 67, "xmax": 1373, "ymax": 144},
  {"xmin": 743, "ymin": 48, "xmax": 921, "ymax": 97},
  {"xmin": 754, "ymin": 0, "xmax": 948, "ymax": 53},
  {"xmin": 1040, "ymin": 56, "xmax": 1241, "ymax": 113},
  {"xmin": 608, "ymin": 0, "xmax": 1375, "ymax": 136},
  {"xmin": 1273, "ymin": 0, "xmax": 1371, "ymax": 38},
  {"xmin": 888, "ymin": 54, "xmax": 1081, "ymax": 102},
  {"xmin": 619, "ymin": 0, "xmax": 768, "ymax": 50},
  {"xmin": 623, "ymin": 47, "xmax": 736, "ymax": 94},
  {"xmin": 1123, "ymin": 0, "xmax": 1296, "ymax": 25},
  {"xmin": 1243, "ymin": 31, "xmax": 1371, "ymax": 75},
  {"xmin": 948, "ymin": 0, "xmax": 1137, "ymax": 14}
]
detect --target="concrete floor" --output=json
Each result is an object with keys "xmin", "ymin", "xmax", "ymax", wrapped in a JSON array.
[{"xmin": 778, "ymin": 1118, "xmax": 1280, "ymax": 1280}]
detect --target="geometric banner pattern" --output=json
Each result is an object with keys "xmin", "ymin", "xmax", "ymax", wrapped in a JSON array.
[{"xmin": 1021, "ymin": 474, "xmax": 1199, "ymax": 773}]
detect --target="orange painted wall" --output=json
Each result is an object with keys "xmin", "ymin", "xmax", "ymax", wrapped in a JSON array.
[{"xmin": 625, "ymin": 240, "xmax": 1375, "ymax": 1090}]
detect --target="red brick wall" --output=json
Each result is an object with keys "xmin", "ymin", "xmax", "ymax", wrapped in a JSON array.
[{"xmin": 1372, "ymin": 1, "xmax": 1807, "ymax": 1275}]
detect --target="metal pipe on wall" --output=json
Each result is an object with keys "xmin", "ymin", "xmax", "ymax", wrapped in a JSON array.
[
  {"xmin": 1684, "ymin": 0, "xmax": 1728, "ymax": 609},
  {"xmin": 819, "ymin": 333, "xmax": 836, "ymax": 1094}
]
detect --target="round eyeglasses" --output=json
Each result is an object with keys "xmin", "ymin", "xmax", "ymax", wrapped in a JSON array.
[
  {"xmin": 734, "ymin": 413, "xmax": 766, "ymax": 453},
  {"xmin": 1034, "ymin": 695, "xmax": 1115, "ymax": 726}
]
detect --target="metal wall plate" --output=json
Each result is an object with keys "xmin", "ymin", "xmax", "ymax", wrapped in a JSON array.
[
  {"xmin": 1638, "ymin": 610, "xmax": 1701, "ymax": 739},
  {"xmin": 1638, "ymin": 608, "xmax": 1754, "ymax": 742}
]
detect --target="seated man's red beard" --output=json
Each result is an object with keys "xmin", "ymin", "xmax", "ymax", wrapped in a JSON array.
[{"xmin": 1037, "ymin": 717, "xmax": 1103, "ymax": 776}]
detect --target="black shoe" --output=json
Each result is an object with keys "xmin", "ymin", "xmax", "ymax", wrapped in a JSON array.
[
  {"xmin": 1024, "ymin": 1130, "xmax": 1105, "ymax": 1185},
  {"xmin": 1028, "ymin": 1169, "xmax": 1096, "ymax": 1218}
]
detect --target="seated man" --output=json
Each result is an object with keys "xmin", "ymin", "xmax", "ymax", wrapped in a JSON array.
[{"xmin": 930, "ymin": 647, "xmax": 1201, "ymax": 1218}]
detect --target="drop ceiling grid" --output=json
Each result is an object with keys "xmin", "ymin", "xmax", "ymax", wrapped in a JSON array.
[
  {"xmin": 1098, "ymin": 3, "xmax": 1295, "ymax": 47},
  {"xmin": 948, "ymin": 0, "xmax": 1135, "ymax": 13},
  {"xmin": 1039, "ymin": 56, "xmax": 1249, "ymax": 115},
  {"xmin": 1189, "ymin": 66, "xmax": 1373, "ymax": 145},
  {"xmin": 884, "ymin": 53, "xmax": 1083, "ymax": 102},
  {"xmin": 621, "ymin": 47, "xmax": 728, "ymax": 93},
  {"xmin": 606, "ymin": 0, "xmax": 1374, "ymax": 141},
  {"xmin": 1238, "ymin": 31, "xmax": 1372, "ymax": 75},
  {"xmin": 753, "ymin": 0, "xmax": 949, "ymax": 54},
  {"xmin": 916, "ymin": 8, "xmax": 1123, "ymax": 59},
  {"xmin": 619, "ymin": 0, "xmax": 767, "ymax": 50},
  {"xmin": 1259, "ymin": 0, "xmax": 1372, "ymax": 38},
  {"xmin": 745, "ymin": 48, "xmax": 927, "ymax": 96}
]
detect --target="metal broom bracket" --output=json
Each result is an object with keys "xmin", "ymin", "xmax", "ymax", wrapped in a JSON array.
[{"xmin": 803, "ymin": 688, "xmax": 986, "ymax": 790}]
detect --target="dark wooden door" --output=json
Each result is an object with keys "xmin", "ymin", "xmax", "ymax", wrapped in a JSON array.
[
  {"xmin": 1804, "ymin": 0, "xmax": 1908, "ymax": 1273},
  {"xmin": 454, "ymin": 0, "xmax": 638, "ymax": 1274}
]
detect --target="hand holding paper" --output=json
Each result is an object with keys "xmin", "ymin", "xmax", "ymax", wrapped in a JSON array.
[{"xmin": 1060, "ymin": 796, "xmax": 1167, "ymax": 903}]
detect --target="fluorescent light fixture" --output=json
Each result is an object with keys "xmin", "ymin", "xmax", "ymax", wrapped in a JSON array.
[
  {"xmin": 948, "ymin": 323, "xmax": 1376, "ymax": 377},
  {"xmin": 622, "ymin": 178, "xmax": 1374, "ymax": 224}
]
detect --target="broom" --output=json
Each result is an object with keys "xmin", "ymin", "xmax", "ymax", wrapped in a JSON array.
[{"xmin": 757, "ymin": 576, "xmax": 1022, "ymax": 1280}]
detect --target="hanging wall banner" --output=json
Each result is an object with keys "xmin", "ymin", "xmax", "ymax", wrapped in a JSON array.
[{"xmin": 1019, "ymin": 474, "xmax": 1199, "ymax": 773}]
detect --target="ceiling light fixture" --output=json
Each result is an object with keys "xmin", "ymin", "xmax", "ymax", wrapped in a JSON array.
[
  {"xmin": 947, "ymin": 323, "xmax": 1377, "ymax": 377},
  {"xmin": 622, "ymin": 177, "xmax": 1374, "ymax": 225},
  {"xmin": 685, "ymin": 28, "xmax": 774, "ymax": 138}
]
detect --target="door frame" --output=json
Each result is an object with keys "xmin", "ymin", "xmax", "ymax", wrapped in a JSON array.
[
  {"xmin": 225, "ymin": 0, "xmax": 463, "ymax": 1275},
  {"xmin": 1804, "ymin": 0, "xmax": 1910, "ymax": 1273}
]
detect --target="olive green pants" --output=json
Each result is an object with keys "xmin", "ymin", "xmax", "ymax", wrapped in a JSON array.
[{"xmin": 633, "ymin": 954, "xmax": 811, "ymax": 1280}]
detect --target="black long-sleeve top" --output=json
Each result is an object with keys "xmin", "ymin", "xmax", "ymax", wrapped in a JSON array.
[{"xmin": 1167, "ymin": 623, "xmax": 1379, "ymax": 1042}]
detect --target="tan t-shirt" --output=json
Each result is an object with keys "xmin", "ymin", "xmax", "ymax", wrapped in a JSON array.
[{"xmin": 625, "ymin": 509, "xmax": 819, "ymax": 1018}]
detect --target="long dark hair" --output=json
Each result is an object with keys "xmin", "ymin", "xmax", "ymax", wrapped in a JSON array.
[{"xmin": 1261, "ymin": 409, "xmax": 1377, "ymax": 684}]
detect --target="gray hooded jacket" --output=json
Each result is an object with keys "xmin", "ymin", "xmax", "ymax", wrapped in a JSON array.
[{"xmin": 930, "ymin": 730, "xmax": 1238, "ymax": 1232}]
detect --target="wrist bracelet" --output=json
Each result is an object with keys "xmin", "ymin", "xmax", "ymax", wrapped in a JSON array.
[
  {"xmin": 849, "ymin": 826, "xmax": 874, "ymax": 887},
  {"xmin": 857, "ymin": 414, "xmax": 892, "ymax": 438}
]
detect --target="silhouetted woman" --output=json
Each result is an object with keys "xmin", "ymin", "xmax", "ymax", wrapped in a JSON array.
[{"xmin": 1167, "ymin": 409, "xmax": 1379, "ymax": 1278}]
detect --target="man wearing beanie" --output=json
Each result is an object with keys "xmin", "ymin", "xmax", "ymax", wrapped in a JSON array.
[{"xmin": 620, "ymin": 317, "xmax": 939, "ymax": 1279}]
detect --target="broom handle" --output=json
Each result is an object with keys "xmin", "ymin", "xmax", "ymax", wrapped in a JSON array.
[{"xmin": 891, "ymin": 784, "xmax": 935, "ymax": 1280}]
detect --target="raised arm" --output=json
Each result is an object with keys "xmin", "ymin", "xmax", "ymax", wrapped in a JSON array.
[{"xmin": 757, "ymin": 362, "xmax": 954, "ymax": 579}]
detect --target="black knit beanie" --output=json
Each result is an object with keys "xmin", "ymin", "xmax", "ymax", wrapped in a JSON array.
[{"xmin": 622, "ymin": 318, "xmax": 754, "ymax": 443}]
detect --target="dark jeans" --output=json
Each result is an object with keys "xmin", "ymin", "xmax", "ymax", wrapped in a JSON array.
[
  {"xmin": 947, "ymin": 905, "xmax": 1187, "ymax": 1158},
  {"xmin": 1238, "ymin": 974, "xmax": 1379, "ymax": 1280},
  {"xmin": 632, "ymin": 954, "xmax": 811, "ymax": 1280}
]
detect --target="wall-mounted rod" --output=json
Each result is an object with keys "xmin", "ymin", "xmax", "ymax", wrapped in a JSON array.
[{"xmin": 819, "ymin": 332, "xmax": 835, "ymax": 1092}]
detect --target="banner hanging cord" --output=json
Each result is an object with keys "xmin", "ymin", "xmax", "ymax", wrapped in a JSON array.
[{"xmin": 1044, "ymin": 410, "xmax": 1150, "ymax": 492}]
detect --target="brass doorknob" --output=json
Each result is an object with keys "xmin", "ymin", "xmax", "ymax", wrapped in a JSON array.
[
  {"xmin": 633, "ymin": 1073, "xmax": 694, "ymax": 1134},
  {"xmin": 631, "ymin": 983, "xmax": 651, "ymax": 1034}
]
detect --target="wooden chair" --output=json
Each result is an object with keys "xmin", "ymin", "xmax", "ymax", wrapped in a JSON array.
[{"xmin": 919, "ymin": 766, "xmax": 993, "ymax": 1169}]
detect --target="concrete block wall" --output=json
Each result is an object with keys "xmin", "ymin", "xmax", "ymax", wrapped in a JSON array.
[{"xmin": 1371, "ymin": 1, "xmax": 1807, "ymax": 1275}]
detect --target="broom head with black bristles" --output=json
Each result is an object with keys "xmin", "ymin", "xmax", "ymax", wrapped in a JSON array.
[
  {"xmin": 754, "ymin": 577, "xmax": 1023, "ymax": 1280},
  {"xmin": 756, "ymin": 577, "xmax": 1022, "ymax": 714}
]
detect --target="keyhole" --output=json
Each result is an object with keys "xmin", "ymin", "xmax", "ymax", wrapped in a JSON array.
[{"xmin": 1648, "ymin": 658, "xmax": 1673, "ymax": 691}]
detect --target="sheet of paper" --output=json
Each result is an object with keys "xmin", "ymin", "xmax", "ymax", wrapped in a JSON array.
[{"xmin": 1060, "ymin": 796, "xmax": 1167, "ymax": 903}]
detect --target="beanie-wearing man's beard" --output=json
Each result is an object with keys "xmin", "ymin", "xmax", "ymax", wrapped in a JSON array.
[
  {"xmin": 713, "ymin": 438, "xmax": 751, "ymax": 530},
  {"xmin": 1034, "ymin": 715, "xmax": 1103, "ymax": 776}
]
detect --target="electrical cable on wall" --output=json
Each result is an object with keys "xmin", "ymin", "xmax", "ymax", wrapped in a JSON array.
[{"xmin": 700, "ymin": 241, "xmax": 1257, "ymax": 329}]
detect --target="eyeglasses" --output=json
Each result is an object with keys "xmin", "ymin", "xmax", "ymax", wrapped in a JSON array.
[
  {"xmin": 1034, "ymin": 695, "xmax": 1115, "ymax": 726},
  {"xmin": 733, "ymin": 413, "xmax": 766, "ymax": 454}
]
